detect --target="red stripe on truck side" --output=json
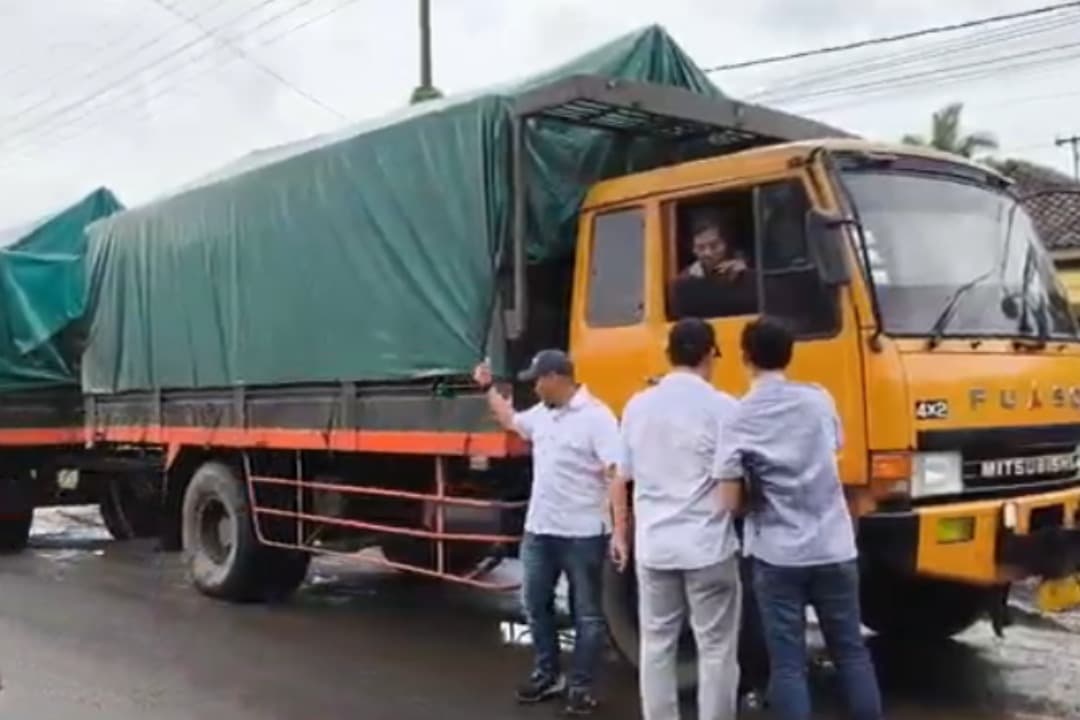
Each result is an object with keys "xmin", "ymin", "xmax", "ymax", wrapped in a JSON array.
[{"xmin": 91, "ymin": 425, "xmax": 530, "ymax": 458}]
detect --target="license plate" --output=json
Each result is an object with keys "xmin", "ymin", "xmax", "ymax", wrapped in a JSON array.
[{"xmin": 1036, "ymin": 575, "xmax": 1080, "ymax": 613}]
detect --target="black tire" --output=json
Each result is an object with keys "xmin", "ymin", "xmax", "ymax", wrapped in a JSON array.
[
  {"xmin": 100, "ymin": 477, "xmax": 159, "ymax": 541},
  {"xmin": 181, "ymin": 461, "xmax": 308, "ymax": 602},
  {"xmin": 259, "ymin": 551, "xmax": 312, "ymax": 602},
  {"xmin": 601, "ymin": 558, "xmax": 694, "ymax": 691},
  {"xmin": 0, "ymin": 475, "xmax": 34, "ymax": 553},
  {"xmin": 603, "ymin": 555, "xmax": 769, "ymax": 693},
  {"xmin": 861, "ymin": 572, "xmax": 987, "ymax": 640},
  {"xmin": 0, "ymin": 508, "xmax": 32, "ymax": 553}
]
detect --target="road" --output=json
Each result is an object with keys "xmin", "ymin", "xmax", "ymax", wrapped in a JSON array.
[{"xmin": 0, "ymin": 508, "xmax": 1075, "ymax": 720}]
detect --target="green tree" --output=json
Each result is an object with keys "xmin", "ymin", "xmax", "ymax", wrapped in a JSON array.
[{"xmin": 902, "ymin": 103, "xmax": 998, "ymax": 159}]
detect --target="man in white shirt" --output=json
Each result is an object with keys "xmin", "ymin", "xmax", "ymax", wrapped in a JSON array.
[
  {"xmin": 474, "ymin": 349, "xmax": 619, "ymax": 717},
  {"xmin": 611, "ymin": 319, "xmax": 742, "ymax": 720}
]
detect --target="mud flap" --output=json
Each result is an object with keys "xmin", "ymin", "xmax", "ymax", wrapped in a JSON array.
[{"xmin": 988, "ymin": 584, "xmax": 1012, "ymax": 638}]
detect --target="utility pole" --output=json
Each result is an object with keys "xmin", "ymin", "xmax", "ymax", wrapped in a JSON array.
[
  {"xmin": 410, "ymin": 0, "xmax": 443, "ymax": 105},
  {"xmin": 1057, "ymin": 134, "xmax": 1080, "ymax": 181}
]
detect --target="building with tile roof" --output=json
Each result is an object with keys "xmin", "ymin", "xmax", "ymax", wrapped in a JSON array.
[{"xmin": 994, "ymin": 159, "xmax": 1080, "ymax": 315}]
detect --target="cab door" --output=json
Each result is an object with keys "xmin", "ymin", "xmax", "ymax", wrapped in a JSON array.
[
  {"xmin": 646, "ymin": 175, "xmax": 868, "ymax": 485},
  {"xmin": 570, "ymin": 203, "xmax": 666, "ymax": 416}
]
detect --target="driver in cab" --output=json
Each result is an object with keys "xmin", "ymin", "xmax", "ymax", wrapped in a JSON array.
[{"xmin": 671, "ymin": 212, "xmax": 755, "ymax": 319}]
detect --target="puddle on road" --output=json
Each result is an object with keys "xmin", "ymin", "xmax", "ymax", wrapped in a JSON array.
[{"xmin": 29, "ymin": 506, "xmax": 112, "ymax": 561}]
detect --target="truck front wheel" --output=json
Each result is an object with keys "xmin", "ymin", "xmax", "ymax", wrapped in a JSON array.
[
  {"xmin": 181, "ymin": 461, "xmax": 309, "ymax": 602},
  {"xmin": 860, "ymin": 572, "xmax": 988, "ymax": 640}
]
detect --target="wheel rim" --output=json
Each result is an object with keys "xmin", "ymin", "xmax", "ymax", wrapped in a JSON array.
[{"xmin": 196, "ymin": 496, "xmax": 234, "ymax": 566}]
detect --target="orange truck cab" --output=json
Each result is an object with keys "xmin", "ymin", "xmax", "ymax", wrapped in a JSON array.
[{"xmin": 569, "ymin": 135, "xmax": 1080, "ymax": 645}]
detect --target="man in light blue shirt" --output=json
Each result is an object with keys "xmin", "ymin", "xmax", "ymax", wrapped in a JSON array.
[
  {"xmin": 612, "ymin": 319, "xmax": 742, "ymax": 720},
  {"xmin": 714, "ymin": 318, "xmax": 882, "ymax": 720}
]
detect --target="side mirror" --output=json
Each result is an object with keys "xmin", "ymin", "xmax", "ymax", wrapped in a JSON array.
[{"xmin": 805, "ymin": 209, "xmax": 852, "ymax": 286}]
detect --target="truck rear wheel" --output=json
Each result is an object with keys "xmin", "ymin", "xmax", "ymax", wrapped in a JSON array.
[
  {"xmin": 602, "ymin": 556, "xmax": 767, "ymax": 692},
  {"xmin": 0, "ymin": 475, "xmax": 34, "ymax": 553},
  {"xmin": 182, "ymin": 461, "xmax": 309, "ymax": 602},
  {"xmin": 861, "ymin": 572, "xmax": 987, "ymax": 640},
  {"xmin": 0, "ymin": 509, "xmax": 32, "ymax": 553},
  {"xmin": 100, "ymin": 476, "xmax": 159, "ymax": 541}
]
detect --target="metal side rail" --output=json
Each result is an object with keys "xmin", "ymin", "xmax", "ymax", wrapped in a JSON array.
[{"xmin": 242, "ymin": 454, "xmax": 525, "ymax": 590}]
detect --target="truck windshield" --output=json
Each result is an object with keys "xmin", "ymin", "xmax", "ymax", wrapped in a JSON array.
[{"xmin": 842, "ymin": 169, "xmax": 1078, "ymax": 340}]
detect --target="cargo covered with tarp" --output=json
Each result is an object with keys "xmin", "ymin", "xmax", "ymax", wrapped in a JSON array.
[
  {"xmin": 0, "ymin": 187, "xmax": 123, "ymax": 391},
  {"xmin": 82, "ymin": 26, "xmax": 721, "ymax": 393}
]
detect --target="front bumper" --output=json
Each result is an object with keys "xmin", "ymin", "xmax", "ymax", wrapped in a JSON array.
[{"xmin": 858, "ymin": 484, "xmax": 1080, "ymax": 585}]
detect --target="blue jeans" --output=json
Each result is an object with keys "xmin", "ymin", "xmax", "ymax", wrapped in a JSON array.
[
  {"xmin": 520, "ymin": 532, "xmax": 607, "ymax": 691},
  {"xmin": 752, "ymin": 559, "xmax": 883, "ymax": 720}
]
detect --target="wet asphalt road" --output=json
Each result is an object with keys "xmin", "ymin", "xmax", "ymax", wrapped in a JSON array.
[{"xmin": 0, "ymin": 508, "xmax": 1076, "ymax": 720}]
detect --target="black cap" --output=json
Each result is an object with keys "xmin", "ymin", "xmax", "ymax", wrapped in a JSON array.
[
  {"xmin": 667, "ymin": 318, "xmax": 718, "ymax": 367},
  {"xmin": 518, "ymin": 349, "xmax": 574, "ymax": 382}
]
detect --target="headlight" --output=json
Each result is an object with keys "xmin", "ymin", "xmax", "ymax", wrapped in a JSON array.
[{"xmin": 911, "ymin": 452, "xmax": 963, "ymax": 498}]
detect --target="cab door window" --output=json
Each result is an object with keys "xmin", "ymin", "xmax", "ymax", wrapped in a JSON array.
[
  {"xmin": 666, "ymin": 188, "xmax": 758, "ymax": 320},
  {"xmin": 758, "ymin": 181, "xmax": 840, "ymax": 337},
  {"xmin": 665, "ymin": 179, "xmax": 840, "ymax": 337},
  {"xmin": 586, "ymin": 207, "xmax": 645, "ymax": 327}
]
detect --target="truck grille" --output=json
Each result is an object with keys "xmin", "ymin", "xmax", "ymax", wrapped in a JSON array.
[{"xmin": 962, "ymin": 443, "xmax": 1079, "ymax": 490}]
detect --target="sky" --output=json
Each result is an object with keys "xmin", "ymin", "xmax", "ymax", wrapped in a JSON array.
[{"xmin": 0, "ymin": 0, "xmax": 1077, "ymax": 227}]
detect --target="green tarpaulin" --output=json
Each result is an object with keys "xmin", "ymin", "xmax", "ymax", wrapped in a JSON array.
[
  {"xmin": 0, "ymin": 188, "xmax": 123, "ymax": 391},
  {"xmin": 83, "ymin": 26, "xmax": 721, "ymax": 393}
]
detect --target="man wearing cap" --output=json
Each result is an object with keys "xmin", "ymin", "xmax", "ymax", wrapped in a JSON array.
[
  {"xmin": 610, "ymin": 318, "xmax": 742, "ymax": 720},
  {"xmin": 474, "ymin": 349, "xmax": 620, "ymax": 716}
]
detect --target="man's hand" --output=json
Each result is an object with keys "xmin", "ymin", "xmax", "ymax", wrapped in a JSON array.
[
  {"xmin": 716, "ymin": 479, "xmax": 745, "ymax": 515},
  {"xmin": 718, "ymin": 257, "xmax": 747, "ymax": 278},
  {"xmin": 473, "ymin": 360, "xmax": 493, "ymax": 388},
  {"xmin": 475, "ymin": 359, "xmax": 517, "ymax": 433},
  {"xmin": 610, "ymin": 530, "xmax": 630, "ymax": 573}
]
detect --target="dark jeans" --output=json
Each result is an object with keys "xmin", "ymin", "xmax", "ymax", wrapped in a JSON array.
[
  {"xmin": 520, "ymin": 532, "xmax": 607, "ymax": 692},
  {"xmin": 752, "ymin": 559, "xmax": 883, "ymax": 720},
  {"xmin": 738, "ymin": 555, "xmax": 770, "ymax": 695}
]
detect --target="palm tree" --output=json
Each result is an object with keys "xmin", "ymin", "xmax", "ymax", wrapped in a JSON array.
[{"xmin": 902, "ymin": 103, "xmax": 998, "ymax": 159}]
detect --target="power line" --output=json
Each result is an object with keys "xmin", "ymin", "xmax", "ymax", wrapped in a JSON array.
[
  {"xmin": 0, "ymin": 0, "xmax": 216, "ymax": 99},
  {"xmin": 747, "ymin": 11, "xmax": 1080, "ymax": 103},
  {"xmin": 792, "ymin": 55, "xmax": 1080, "ymax": 116},
  {"xmin": 769, "ymin": 38, "xmax": 1080, "ymax": 107},
  {"xmin": 973, "ymin": 86, "xmax": 1080, "ymax": 113},
  {"xmin": 0, "ymin": 0, "xmax": 364, "ymax": 166},
  {"xmin": 749, "ymin": 11, "xmax": 1077, "ymax": 99},
  {"xmin": 0, "ymin": 39, "xmax": 108, "ymax": 87},
  {"xmin": 147, "ymin": 0, "xmax": 346, "ymax": 119},
  {"xmin": 0, "ymin": 0, "xmax": 239, "ymax": 127},
  {"xmin": 704, "ymin": 0, "xmax": 1080, "ymax": 72},
  {"xmin": 0, "ymin": 0, "xmax": 321, "ymax": 154},
  {"xmin": 793, "ymin": 51, "xmax": 1080, "ymax": 116}
]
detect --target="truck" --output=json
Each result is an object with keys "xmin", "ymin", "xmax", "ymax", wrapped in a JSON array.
[{"xmin": 0, "ymin": 26, "xmax": 1079, "ymax": 684}]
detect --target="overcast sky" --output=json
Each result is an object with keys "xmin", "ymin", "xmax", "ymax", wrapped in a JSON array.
[{"xmin": 0, "ymin": 0, "xmax": 1076, "ymax": 227}]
